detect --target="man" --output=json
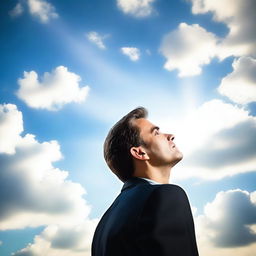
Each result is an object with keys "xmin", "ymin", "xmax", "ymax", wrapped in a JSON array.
[{"xmin": 91, "ymin": 107, "xmax": 199, "ymax": 256}]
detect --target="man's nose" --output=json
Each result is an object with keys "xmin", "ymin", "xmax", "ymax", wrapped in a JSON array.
[{"xmin": 166, "ymin": 133, "xmax": 175, "ymax": 141}]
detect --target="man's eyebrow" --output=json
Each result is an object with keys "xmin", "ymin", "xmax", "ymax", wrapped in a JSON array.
[{"xmin": 150, "ymin": 126, "xmax": 160, "ymax": 133}]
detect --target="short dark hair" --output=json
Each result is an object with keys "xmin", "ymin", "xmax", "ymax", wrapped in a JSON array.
[{"xmin": 103, "ymin": 107, "xmax": 148, "ymax": 182}]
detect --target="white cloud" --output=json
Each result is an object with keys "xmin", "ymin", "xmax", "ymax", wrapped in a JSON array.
[
  {"xmin": 9, "ymin": 2, "xmax": 24, "ymax": 17},
  {"xmin": 13, "ymin": 220, "xmax": 98, "ymax": 256},
  {"xmin": 159, "ymin": 1, "xmax": 256, "ymax": 77},
  {"xmin": 0, "ymin": 104, "xmax": 23, "ymax": 154},
  {"xmin": 86, "ymin": 31, "xmax": 107, "ymax": 50},
  {"xmin": 174, "ymin": 99, "xmax": 252, "ymax": 154},
  {"xmin": 159, "ymin": 23, "xmax": 218, "ymax": 77},
  {"xmin": 16, "ymin": 66, "xmax": 90, "ymax": 111},
  {"xmin": 195, "ymin": 189, "xmax": 256, "ymax": 256},
  {"xmin": 27, "ymin": 0, "xmax": 58, "ymax": 23},
  {"xmin": 159, "ymin": 99, "xmax": 256, "ymax": 180},
  {"xmin": 218, "ymin": 56, "xmax": 256, "ymax": 105},
  {"xmin": 190, "ymin": 0, "xmax": 256, "ymax": 59},
  {"xmin": 9, "ymin": 0, "xmax": 58, "ymax": 23},
  {"xmin": 117, "ymin": 0, "xmax": 156, "ymax": 17},
  {"xmin": 121, "ymin": 47, "xmax": 140, "ymax": 61},
  {"xmin": 0, "ymin": 103, "xmax": 97, "ymax": 254},
  {"xmin": 0, "ymin": 104, "xmax": 92, "ymax": 230}
]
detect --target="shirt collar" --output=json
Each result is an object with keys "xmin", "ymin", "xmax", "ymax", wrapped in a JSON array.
[
  {"xmin": 121, "ymin": 177, "xmax": 162, "ymax": 193},
  {"xmin": 137, "ymin": 177, "xmax": 161, "ymax": 185}
]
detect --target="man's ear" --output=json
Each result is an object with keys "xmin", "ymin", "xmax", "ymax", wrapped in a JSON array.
[{"xmin": 130, "ymin": 146, "xmax": 149, "ymax": 160}]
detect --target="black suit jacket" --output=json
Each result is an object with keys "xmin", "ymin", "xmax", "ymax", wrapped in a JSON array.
[{"xmin": 92, "ymin": 177, "xmax": 199, "ymax": 256}]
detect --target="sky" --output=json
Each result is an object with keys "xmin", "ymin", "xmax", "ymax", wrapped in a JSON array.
[{"xmin": 0, "ymin": 0, "xmax": 256, "ymax": 255}]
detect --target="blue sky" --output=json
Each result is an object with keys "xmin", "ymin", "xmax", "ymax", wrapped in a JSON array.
[{"xmin": 0, "ymin": 0, "xmax": 256, "ymax": 255}]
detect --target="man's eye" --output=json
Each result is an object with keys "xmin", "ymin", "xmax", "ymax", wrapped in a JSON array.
[{"xmin": 155, "ymin": 130, "xmax": 160, "ymax": 135}]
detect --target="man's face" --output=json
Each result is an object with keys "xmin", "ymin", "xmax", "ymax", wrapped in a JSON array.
[{"xmin": 133, "ymin": 118, "xmax": 183, "ymax": 167}]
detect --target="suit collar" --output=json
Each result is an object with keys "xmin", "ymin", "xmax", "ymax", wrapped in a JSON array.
[{"xmin": 121, "ymin": 177, "xmax": 150, "ymax": 192}]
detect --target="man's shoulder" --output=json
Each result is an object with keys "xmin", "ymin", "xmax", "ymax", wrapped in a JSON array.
[
  {"xmin": 143, "ymin": 183, "xmax": 189, "ymax": 207},
  {"xmin": 118, "ymin": 180, "xmax": 188, "ymax": 211},
  {"xmin": 150, "ymin": 183, "xmax": 187, "ymax": 195},
  {"xmin": 122, "ymin": 181, "xmax": 187, "ymax": 198},
  {"xmin": 134, "ymin": 183, "xmax": 191, "ymax": 226}
]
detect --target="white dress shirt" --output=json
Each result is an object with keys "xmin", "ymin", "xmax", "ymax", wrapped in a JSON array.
[{"xmin": 138, "ymin": 177, "xmax": 161, "ymax": 185}]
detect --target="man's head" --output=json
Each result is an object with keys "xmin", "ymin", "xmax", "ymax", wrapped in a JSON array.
[
  {"xmin": 103, "ymin": 107, "xmax": 183, "ymax": 182},
  {"xmin": 104, "ymin": 107, "xmax": 147, "ymax": 182}
]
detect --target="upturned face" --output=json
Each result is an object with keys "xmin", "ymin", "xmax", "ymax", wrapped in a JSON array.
[{"xmin": 133, "ymin": 118, "xmax": 183, "ymax": 167}]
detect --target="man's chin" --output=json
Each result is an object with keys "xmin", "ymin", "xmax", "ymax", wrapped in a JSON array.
[
  {"xmin": 172, "ymin": 152, "xmax": 183, "ymax": 166},
  {"xmin": 178, "ymin": 151, "xmax": 183, "ymax": 160}
]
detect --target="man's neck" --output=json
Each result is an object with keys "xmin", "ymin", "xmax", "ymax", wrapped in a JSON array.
[{"xmin": 133, "ymin": 166, "xmax": 171, "ymax": 184}]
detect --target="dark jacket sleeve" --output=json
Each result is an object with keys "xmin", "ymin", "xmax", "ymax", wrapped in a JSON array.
[{"xmin": 135, "ymin": 184, "xmax": 199, "ymax": 256}]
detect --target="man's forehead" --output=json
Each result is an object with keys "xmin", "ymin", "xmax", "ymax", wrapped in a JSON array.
[{"xmin": 133, "ymin": 118, "xmax": 156, "ymax": 132}]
